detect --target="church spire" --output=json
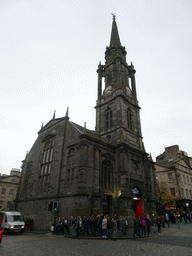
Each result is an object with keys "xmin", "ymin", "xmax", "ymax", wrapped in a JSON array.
[{"xmin": 110, "ymin": 14, "xmax": 121, "ymax": 47}]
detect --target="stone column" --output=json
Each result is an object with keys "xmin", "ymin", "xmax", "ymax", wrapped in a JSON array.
[{"xmin": 130, "ymin": 70, "xmax": 137, "ymax": 99}]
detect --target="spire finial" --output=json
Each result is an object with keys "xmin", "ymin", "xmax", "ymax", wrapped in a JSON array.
[
  {"xmin": 53, "ymin": 111, "xmax": 56, "ymax": 119},
  {"xmin": 41, "ymin": 122, "xmax": 44, "ymax": 129},
  {"xmin": 112, "ymin": 13, "xmax": 116, "ymax": 21},
  {"xmin": 83, "ymin": 122, "xmax": 86, "ymax": 134},
  {"xmin": 64, "ymin": 107, "xmax": 70, "ymax": 120}
]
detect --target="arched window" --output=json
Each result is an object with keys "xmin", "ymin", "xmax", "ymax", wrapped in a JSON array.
[
  {"xmin": 39, "ymin": 141, "xmax": 53, "ymax": 187},
  {"xmin": 101, "ymin": 160, "xmax": 113, "ymax": 191},
  {"xmin": 66, "ymin": 148, "xmax": 75, "ymax": 183},
  {"xmin": 127, "ymin": 108, "xmax": 132, "ymax": 129},
  {"xmin": 106, "ymin": 107, "xmax": 113, "ymax": 129}
]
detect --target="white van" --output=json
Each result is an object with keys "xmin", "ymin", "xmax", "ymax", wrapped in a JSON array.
[{"xmin": 0, "ymin": 211, "xmax": 25, "ymax": 234}]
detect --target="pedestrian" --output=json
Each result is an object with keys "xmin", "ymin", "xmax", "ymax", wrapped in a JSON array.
[
  {"xmin": 176, "ymin": 212, "xmax": 180, "ymax": 229},
  {"xmin": 102, "ymin": 215, "xmax": 107, "ymax": 238},
  {"xmin": 165, "ymin": 212, "xmax": 170, "ymax": 227},
  {"xmin": 141, "ymin": 215, "xmax": 146, "ymax": 237},
  {"xmin": 96, "ymin": 214, "xmax": 102, "ymax": 236},
  {"xmin": 107, "ymin": 216, "xmax": 112, "ymax": 240},
  {"xmin": 156, "ymin": 216, "xmax": 162, "ymax": 235},
  {"xmin": 75, "ymin": 216, "xmax": 80, "ymax": 237},
  {"xmin": 82, "ymin": 216, "xmax": 86, "ymax": 235},
  {"xmin": 112, "ymin": 217, "xmax": 117, "ymax": 241},
  {"xmin": 55, "ymin": 217, "xmax": 61, "ymax": 235},
  {"xmin": 69, "ymin": 216, "xmax": 73, "ymax": 235},
  {"xmin": 132, "ymin": 216, "xmax": 141, "ymax": 240},
  {"xmin": 61, "ymin": 217, "xmax": 65, "ymax": 235},
  {"xmin": 146, "ymin": 215, "xmax": 152, "ymax": 236},
  {"xmin": 52, "ymin": 217, "xmax": 57, "ymax": 235},
  {"xmin": 64, "ymin": 217, "xmax": 70, "ymax": 235},
  {"xmin": 29, "ymin": 219, "xmax": 33, "ymax": 230},
  {"xmin": 90, "ymin": 216, "xmax": 96, "ymax": 236},
  {"xmin": 152, "ymin": 214, "xmax": 157, "ymax": 233},
  {"xmin": 26, "ymin": 218, "xmax": 30, "ymax": 230},
  {"xmin": 72, "ymin": 216, "xmax": 77, "ymax": 237},
  {"xmin": 85, "ymin": 216, "xmax": 90, "ymax": 236},
  {"xmin": 122, "ymin": 216, "xmax": 128, "ymax": 235},
  {"xmin": 160, "ymin": 214, "xmax": 165, "ymax": 228}
]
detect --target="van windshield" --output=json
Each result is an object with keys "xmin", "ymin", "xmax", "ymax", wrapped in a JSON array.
[{"xmin": 8, "ymin": 215, "xmax": 23, "ymax": 222}]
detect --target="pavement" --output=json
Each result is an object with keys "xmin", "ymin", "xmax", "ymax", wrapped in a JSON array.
[{"xmin": 2, "ymin": 222, "xmax": 192, "ymax": 256}]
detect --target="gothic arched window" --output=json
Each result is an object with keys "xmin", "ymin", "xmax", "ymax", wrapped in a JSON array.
[
  {"xmin": 39, "ymin": 141, "xmax": 53, "ymax": 187},
  {"xmin": 101, "ymin": 160, "xmax": 113, "ymax": 191},
  {"xmin": 66, "ymin": 148, "xmax": 75, "ymax": 183},
  {"xmin": 127, "ymin": 108, "xmax": 132, "ymax": 129},
  {"xmin": 106, "ymin": 107, "xmax": 113, "ymax": 129}
]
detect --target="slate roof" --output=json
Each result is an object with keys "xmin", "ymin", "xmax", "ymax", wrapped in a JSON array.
[{"xmin": 155, "ymin": 158, "xmax": 180, "ymax": 168}]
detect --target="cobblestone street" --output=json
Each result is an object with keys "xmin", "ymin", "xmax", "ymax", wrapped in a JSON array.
[{"xmin": 1, "ymin": 223, "xmax": 192, "ymax": 256}]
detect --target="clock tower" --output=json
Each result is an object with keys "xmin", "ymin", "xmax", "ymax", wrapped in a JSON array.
[{"xmin": 95, "ymin": 16, "xmax": 143, "ymax": 151}]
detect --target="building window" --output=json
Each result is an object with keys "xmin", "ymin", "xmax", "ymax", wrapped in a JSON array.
[
  {"xmin": 181, "ymin": 188, "xmax": 184, "ymax": 198},
  {"xmin": 101, "ymin": 160, "xmax": 113, "ymax": 191},
  {"xmin": 187, "ymin": 176, "xmax": 190, "ymax": 184},
  {"xmin": 160, "ymin": 174, "xmax": 165, "ymax": 182},
  {"xmin": 9, "ymin": 189, "xmax": 14, "ymax": 196},
  {"xmin": 0, "ymin": 201, "xmax": 3, "ymax": 209},
  {"xmin": 7, "ymin": 201, "xmax": 13, "ymax": 210},
  {"xmin": 127, "ymin": 108, "xmax": 133, "ymax": 129},
  {"xmin": 12, "ymin": 179, "xmax": 16, "ymax": 183},
  {"xmin": 170, "ymin": 188, "xmax": 175, "ymax": 196},
  {"xmin": 183, "ymin": 175, "xmax": 186, "ymax": 183},
  {"xmin": 186, "ymin": 189, "xmax": 188, "ymax": 198},
  {"xmin": 39, "ymin": 141, "xmax": 53, "ymax": 187},
  {"xmin": 168, "ymin": 173, "xmax": 173, "ymax": 182},
  {"xmin": 106, "ymin": 108, "xmax": 113, "ymax": 129},
  {"xmin": 66, "ymin": 148, "xmax": 75, "ymax": 183},
  {"xmin": 1, "ymin": 188, "xmax": 6, "ymax": 196}
]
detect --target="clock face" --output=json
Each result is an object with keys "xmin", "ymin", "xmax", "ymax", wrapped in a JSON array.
[
  {"xmin": 126, "ymin": 86, "xmax": 131, "ymax": 95},
  {"xmin": 104, "ymin": 86, "xmax": 112, "ymax": 95}
]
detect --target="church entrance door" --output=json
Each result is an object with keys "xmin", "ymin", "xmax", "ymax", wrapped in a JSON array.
[
  {"xmin": 133, "ymin": 197, "xmax": 143, "ymax": 218},
  {"xmin": 103, "ymin": 195, "xmax": 111, "ymax": 214}
]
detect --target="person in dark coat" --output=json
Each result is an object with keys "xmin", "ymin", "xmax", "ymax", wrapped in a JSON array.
[
  {"xmin": 85, "ymin": 217, "xmax": 90, "ymax": 235},
  {"xmin": 132, "ymin": 216, "xmax": 141, "ymax": 240},
  {"xmin": 156, "ymin": 216, "xmax": 162, "ymax": 235},
  {"xmin": 107, "ymin": 217, "xmax": 113, "ymax": 240},
  {"xmin": 145, "ymin": 215, "xmax": 152, "ymax": 236}
]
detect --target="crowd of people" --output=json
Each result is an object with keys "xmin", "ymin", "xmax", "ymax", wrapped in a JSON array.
[
  {"xmin": 24, "ymin": 218, "xmax": 34, "ymax": 230},
  {"xmin": 51, "ymin": 213, "xmax": 128, "ymax": 240},
  {"xmin": 52, "ymin": 210, "xmax": 192, "ymax": 240}
]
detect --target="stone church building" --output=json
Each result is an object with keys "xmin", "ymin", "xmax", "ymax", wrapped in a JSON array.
[{"xmin": 16, "ymin": 18, "xmax": 158, "ymax": 230}]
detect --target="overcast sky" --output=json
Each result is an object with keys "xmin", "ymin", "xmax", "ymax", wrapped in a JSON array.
[{"xmin": 1, "ymin": 0, "xmax": 192, "ymax": 174}]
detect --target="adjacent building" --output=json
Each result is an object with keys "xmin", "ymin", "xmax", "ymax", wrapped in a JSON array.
[
  {"xmin": 16, "ymin": 17, "xmax": 158, "ymax": 230},
  {"xmin": 0, "ymin": 168, "xmax": 21, "ymax": 211},
  {"xmin": 155, "ymin": 145, "xmax": 192, "ymax": 212}
]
